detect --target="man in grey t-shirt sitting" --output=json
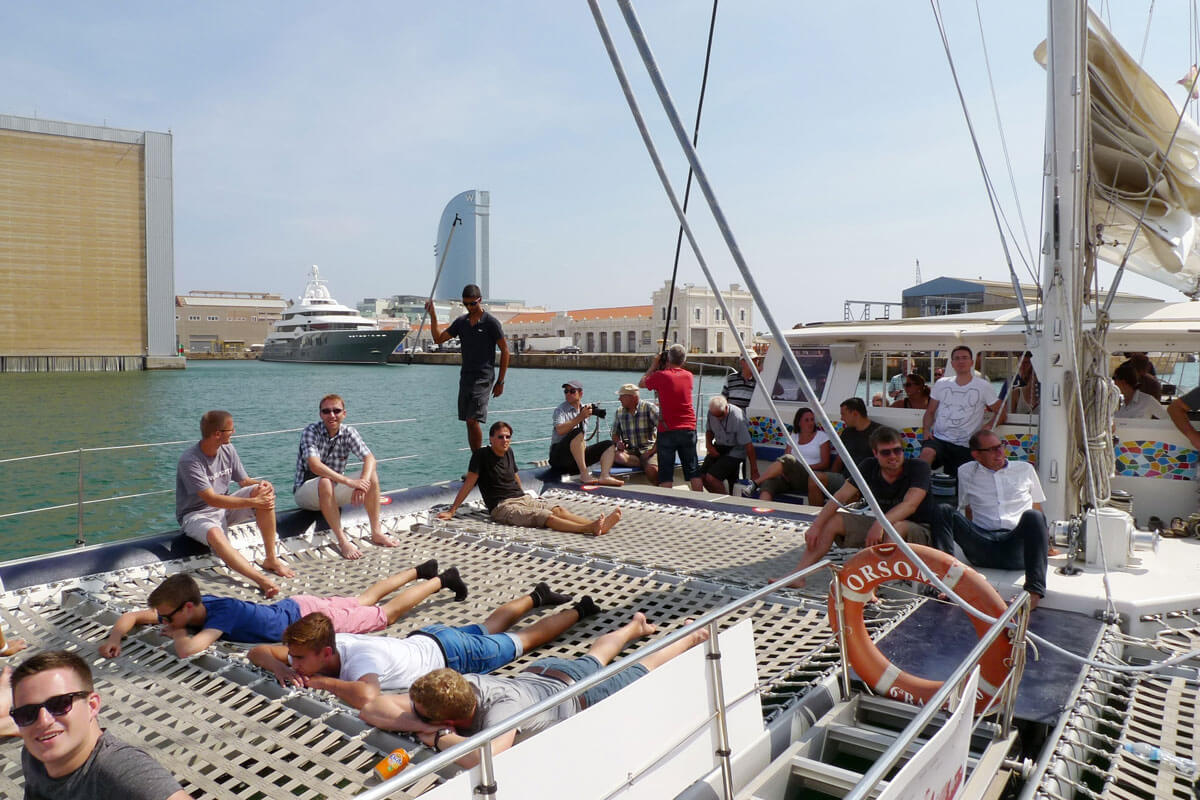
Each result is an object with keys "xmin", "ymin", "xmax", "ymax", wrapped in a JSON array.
[
  {"xmin": 359, "ymin": 613, "xmax": 710, "ymax": 766},
  {"xmin": 176, "ymin": 410, "xmax": 295, "ymax": 597},
  {"xmin": 2, "ymin": 650, "xmax": 191, "ymax": 800}
]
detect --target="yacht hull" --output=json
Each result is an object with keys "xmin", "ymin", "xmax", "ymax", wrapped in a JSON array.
[{"xmin": 260, "ymin": 328, "xmax": 407, "ymax": 364}]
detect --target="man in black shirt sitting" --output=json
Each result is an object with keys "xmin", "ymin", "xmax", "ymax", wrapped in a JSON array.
[{"xmin": 437, "ymin": 421, "xmax": 623, "ymax": 536}]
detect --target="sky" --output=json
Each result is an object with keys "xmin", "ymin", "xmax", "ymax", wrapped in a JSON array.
[{"xmin": 6, "ymin": 1, "xmax": 1199, "ymax": 330}]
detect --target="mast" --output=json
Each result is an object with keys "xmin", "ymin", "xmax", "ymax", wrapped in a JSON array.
[{"xmin": 1038, "ymin": 0, "xmax": 1088, "ymax": 522}]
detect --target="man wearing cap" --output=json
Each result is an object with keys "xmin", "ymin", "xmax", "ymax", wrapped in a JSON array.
[
  {"xmin": 548, "ymin": 380, "xmax": 623, "ymax": 486},
  {"xmin": 610, "ymin": 384, "xmax": 659, "ymax": 483}
]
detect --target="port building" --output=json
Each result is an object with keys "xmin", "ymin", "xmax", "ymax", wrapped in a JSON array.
[
  {"xmin": 504, "ymin": 281, "xmax": 754, "ymax": 355},
  {"xmin": 175, "ymin": 291, "xmax": 287, "ymax": 355},
  {"xmin": 0, "ymin": 114, "xmax": 179, "ymax": 371}
]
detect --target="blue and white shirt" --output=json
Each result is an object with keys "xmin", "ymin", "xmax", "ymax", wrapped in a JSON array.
[{"xmin": 293, "ymin": 421, "xmax": 372, "ymax": 492}]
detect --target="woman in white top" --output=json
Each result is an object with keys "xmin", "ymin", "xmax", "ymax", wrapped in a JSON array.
[{"xmin": 756, "ymin": 408, "xmax": 837, "ymax": 503}]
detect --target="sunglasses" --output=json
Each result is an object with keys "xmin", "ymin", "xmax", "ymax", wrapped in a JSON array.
[
  {"xmin": 463, "ymin": 299, "xmax": 480, "ymax": 307},
  {"xmin": 564, "ymin": 388, "xmax": 579, "ymax": 394},
  {"xmin": 493, "ymin": 434, "xmax": 512, "ymax": 440},
  {"xmin": 320, "ymin": 407, "xmax": 344, "ymax": 415},
  {"xmin": 157, "ymin": 601, "xmax": 188, "ymax": 625},
  {"xmin": 973, "ymin": 444, "xmax": 1005, "ymax": 454},
  {"xmin": 10, "ymin": 691, "xmax": 91, "ymax": 727},
  {"xmin": 875, "ymin": 446, "xmax": 905, "ymax": 457},
  {"xmin": 412, "ymin": 703, "xmax": 437, "ymax": 725}
]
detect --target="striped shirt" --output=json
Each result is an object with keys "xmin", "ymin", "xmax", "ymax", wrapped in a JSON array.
[
  {"xmin": 721, "ymin": 373, "xmax": 757, "ymax": 410},
  {"xmin": 610, "ymin": 402, "xmax": 660, "ymax": 455},
  {"xmin": 293, "ymin": 421, "xmax": 372, "ymax": 491}
]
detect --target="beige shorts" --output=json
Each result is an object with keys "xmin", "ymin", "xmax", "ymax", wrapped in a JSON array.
[
  {"xmin": 294, "ymin": 477, "xmax": 357, "ymax": 510},
  {"xmin": 836, "ymin": 512, "xmax": 931, "ymax": 549},
  {"xmin": 491, "ymin": 496, "xmax": 555, "ymax": 528}
]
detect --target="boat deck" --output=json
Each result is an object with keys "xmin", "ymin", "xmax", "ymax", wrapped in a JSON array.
[{"xmin": 0, "ymin": 485, "xmax": 917, "ymax": 799}]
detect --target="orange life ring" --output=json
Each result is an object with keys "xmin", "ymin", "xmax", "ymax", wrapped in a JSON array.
[{"xmin": 828, "ymin": 543, "xmax": 1013, "ymax": 714}]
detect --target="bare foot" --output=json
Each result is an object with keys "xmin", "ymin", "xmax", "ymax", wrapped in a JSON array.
[
  {"xmin": 597, "ymin": 509, "xmax": 622, "ymax": 534},
  {"xmin": 370, "ymin": 531, "xmax": 399, "ymax": 548},
  {"xmin": 262, "ymin": 558, "xmax": 296, "ymax": 578},
  {"xmin": 630, "ymin": 611, "xmax": 657, "ymax": 637},
  {"xmin": 681, "ymin": 619, "xmax": 711, "ymax": 647},
  {"xmin": 0, "ymin": 639, "xmax": 28, "ymax": 657},
  {"xmin": 256, "ymin": 577, "xmax": 281, "ymax": 599},
  {"xmin": 338, "ymin": 540, "xmax": 363, "ymax": 560},
  {"xmin": 769, "ymin": 573, "xmax": 806, "ymax": 589},
  {"xmin": 584, "ymin": 474, "xmax": 624, "ymax": 487}
]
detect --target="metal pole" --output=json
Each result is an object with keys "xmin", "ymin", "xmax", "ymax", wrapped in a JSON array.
[
  {"xmin": 999, "ymin": 595, "xmax": 1032, "ymax": 736},
  {"xmin": 75, "ymin": 448, "xmax": 85, "ymax": 546},
  {"xmin": 475, "ymin": 743, "xmax": 498, "ymax": 800},
  {"xmin": 830, "ymin": 569, "xmax": 852, "ymax": 701},
  {"xmin": 705, "ymin": 619, "xmax": 735, "ymax": 800}
]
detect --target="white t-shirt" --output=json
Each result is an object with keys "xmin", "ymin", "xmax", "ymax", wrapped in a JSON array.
[
  {"xmin": 1115, "ymin": 389, "xmax": 1165, "ymax": 420},
  {"xmin": 793, "ymin": 430, "xmax": 831, "ymax": 465},
  {"xmin": 334, "ymin": 633, "xmax": 445, "ymax": 691},
  {"xmin": 956, "ymin": 460, "xmax": 1045, "ymax": 530},
  {"xmin": 930, "ymin": 375, "xmax": 999, "ymax": 446}
]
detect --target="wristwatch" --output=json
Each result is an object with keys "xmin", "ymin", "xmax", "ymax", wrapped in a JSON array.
[{"xmin": 434, "ymin": 727, "xmax": 454, "ymax": 752}]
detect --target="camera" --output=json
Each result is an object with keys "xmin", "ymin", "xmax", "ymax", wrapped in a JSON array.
[{"xmin": 588, "ymin": 403, "xmax": 607, "ymax": 419}]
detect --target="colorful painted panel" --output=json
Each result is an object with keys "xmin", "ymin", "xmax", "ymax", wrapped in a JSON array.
[
  {"xmin": 1115, "ymin": 440, "xmax": 1198, "ymax": 480},
  {"xmin": 748, "ymin": 416, "xmax": 787, "ymax": 446}
]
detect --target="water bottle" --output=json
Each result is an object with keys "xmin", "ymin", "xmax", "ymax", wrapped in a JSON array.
[
  {"xmin": 1123, "ymin": 742, "xmax": 1198, "ymax": 779},
  {"xmin": 372, "ymin": 747, "xmax": 411, "ymax": 782}
]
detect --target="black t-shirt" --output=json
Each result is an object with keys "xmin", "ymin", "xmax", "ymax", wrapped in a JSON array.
[
  {"xmin": 848, "ymin": 456, "xmax": 934, "ymax": 524},
  {"xmin": 837, "ymin": 421, "xmax": 881, "ymax": 475},
  {"xmin": 447, "ymin": 312, "xmax": 504, "ymax": 377},
  {"xmin": 468, "ymin": 446, "xmax": 524, "ymax": 511}
]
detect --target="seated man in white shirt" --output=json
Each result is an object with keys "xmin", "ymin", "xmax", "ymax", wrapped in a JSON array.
[
  {"xmin": 1112, "ymin": 362, "xmax": 1165, "ymax": 420},
  {"xmin": 931, "ymin": 429, "xmax": 1050, "ymax": 608}
]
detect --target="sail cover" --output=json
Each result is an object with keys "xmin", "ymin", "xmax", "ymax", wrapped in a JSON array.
[{"xmin": 1038, "ymin": 13, "xmax": 1200, "ymax": 297}]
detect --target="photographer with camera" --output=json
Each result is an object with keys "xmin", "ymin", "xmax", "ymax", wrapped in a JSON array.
[
  {"xmin": 640, "ymin": 344, "xmax": 703, "ymax": 490},
  {"xmin": 548, "ymin": 380, "xmax": 624, "ymax": 486}
]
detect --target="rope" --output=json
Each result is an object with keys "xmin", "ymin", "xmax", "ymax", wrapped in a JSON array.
[{"xmin": 407, "ymin": 213, "xmax": 461, "ymax": 359}]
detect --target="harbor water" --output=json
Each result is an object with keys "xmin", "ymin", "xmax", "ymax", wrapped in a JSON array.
[{"xmin": 0, "ymin": 360, "xmax": 727, "ymax": 561}]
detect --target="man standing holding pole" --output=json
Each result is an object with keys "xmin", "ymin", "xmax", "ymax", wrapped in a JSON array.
[{"xmin": 426, "ymin": 284, "xmax": 510, "ymax": 452}]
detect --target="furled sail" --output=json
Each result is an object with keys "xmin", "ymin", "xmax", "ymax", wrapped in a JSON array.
[{"xmin": 1037, "ymin": 13, "xmax": 1200, "ymax": 297}]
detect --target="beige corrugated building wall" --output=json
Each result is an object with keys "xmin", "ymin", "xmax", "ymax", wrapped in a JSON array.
[{"xmin": 0, "ymin": 114, "xmax": 179, "ymax": 371}]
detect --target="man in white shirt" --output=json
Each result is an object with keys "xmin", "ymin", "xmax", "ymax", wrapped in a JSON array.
[
  {"xmin": 919, "ymin": 345, "xmax": 1003, "ymax": 478},
  {"xmin": 931, "ymin": 429, "xmax": 1049, "ymax": 608}
]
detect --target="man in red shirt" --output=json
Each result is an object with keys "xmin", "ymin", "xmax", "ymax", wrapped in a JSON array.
[{"xmin": 639, "ymin": 344, "xmax": 702, "ymax": 490}]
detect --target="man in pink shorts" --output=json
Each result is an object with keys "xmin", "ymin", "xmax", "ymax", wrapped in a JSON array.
[{"xmin": 98, "ymin": 559, "xmax": 468, "ymax": 659}]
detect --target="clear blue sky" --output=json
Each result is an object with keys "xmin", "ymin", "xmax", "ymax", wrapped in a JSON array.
[{"xmin": 5, "ymin": 2, "xmax": 1195, "ymax": 327}]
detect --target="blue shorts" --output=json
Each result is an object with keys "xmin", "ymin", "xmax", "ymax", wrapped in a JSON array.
[
  {"xmin": 420, "ymin": 623, "xmax": 522, "ymax": 674},
  {"xmin": 656, "ymin": 428, "xmax": 700, "ymax": 483},
  {"xmin": 529, "ymin": 654, "xmax": 649, "ymax": 707}
]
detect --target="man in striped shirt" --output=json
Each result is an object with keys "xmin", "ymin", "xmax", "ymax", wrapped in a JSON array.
[
  {"xmin": 293, "ymin": 393, "xmax": 399, "ymax": 560},
  {"xmin": 721, "ymin": 357, "xmax": 759, "ymax": 411}
]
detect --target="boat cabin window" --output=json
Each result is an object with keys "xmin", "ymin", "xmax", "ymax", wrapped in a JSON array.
[{"xmin": 771, "ymin": 347, "xmax": 831, "ymax": 402}]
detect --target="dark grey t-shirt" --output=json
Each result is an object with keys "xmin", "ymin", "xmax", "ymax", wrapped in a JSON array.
[
  {"xmin": 460, "ymin": 673, "xmax": 578, "ymax": 739},
  {"xmin": 447, "ymin": 312, "xmax": 504, "ymax": 377},
  {"xmin": 22, "ymin": 730, "xmax": 184, "ymax": 800},
  {"xmin": 175, "ymin": 442, "xmax": 248, "ymax": 523}
]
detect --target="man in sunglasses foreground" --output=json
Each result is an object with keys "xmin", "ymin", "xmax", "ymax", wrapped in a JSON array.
[
  {"xmin": 424, "ymin": 283, "xmax": 510, "ymax": 452},
  {"xmin": 931, "ymin": 428, "xmax": 1050, "ymax": 609},
  {"xmin": 785, "ymin": 426, "xmax": 933, "ymax": 587},
  {"xmin": 437, "ymin": 421, "xmax": 623, "ymax": 535},
  {"xmin": 2, "ymin": 651, "xmax": 191, "ymax": 799},
  {"xmin": 293, "ymin": 392, "xmax": 399, "ymax": 560}
]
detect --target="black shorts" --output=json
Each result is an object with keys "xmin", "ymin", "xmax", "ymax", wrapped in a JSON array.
[
  {"xmin": 921, "ymin": 436, "xmax": 971, "ymax": 477},
  {"xmin": 700, "ymin": 446, "xmax": 742, "ymax": 482},
  {"xmin": 548, "ymin": 428, "xmax": 613, "ymax": 475},
  {"xmin": 459, "ymin": 373, "xmax": 493, "ymax": 422}
]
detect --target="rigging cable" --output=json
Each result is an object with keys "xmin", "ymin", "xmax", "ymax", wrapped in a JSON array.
[
  {"xmin": 598, "ymin": 0, "xmax": 1200, "ymax": 676},
  {"xmin": 657, "ymin": 0, "xmax": 720, "ymax": 356},
  {"xmin": 930, "ymin": 0, "xmax": 1037, "ymax": 333}
]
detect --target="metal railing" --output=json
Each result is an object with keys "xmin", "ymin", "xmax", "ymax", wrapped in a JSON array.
[
  {"xmin": 843, "ymin": 592, "xmax": 1032, "ymax": 800},
  {"xmin": 353, "ymin": 561, "xmax": 1028, "ymax": 800}
]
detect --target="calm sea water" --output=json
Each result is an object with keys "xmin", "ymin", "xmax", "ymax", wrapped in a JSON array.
[{"xmin": 0, "ymin": 360, "xmax": 683, "ymax": 561}]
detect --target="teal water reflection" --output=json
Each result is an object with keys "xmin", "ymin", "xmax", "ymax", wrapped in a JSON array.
[{"xmin": 1, "ymin": 361, "xmax": 662, "ymax": 560}]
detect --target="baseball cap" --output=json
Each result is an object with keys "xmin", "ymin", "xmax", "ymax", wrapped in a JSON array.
[
  {"xmin": 562, "ymin": 379, "xmax": 583, "ymax": 390},
  {"xmin": 616, "ymin": 383, "xmax": 639, "ymax": 397}
]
